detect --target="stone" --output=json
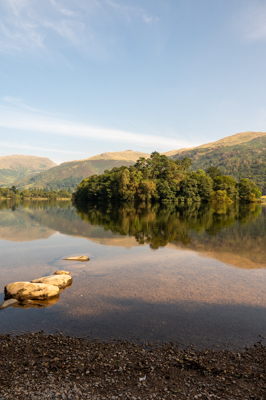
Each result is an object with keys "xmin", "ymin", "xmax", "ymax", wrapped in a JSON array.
[
  {"xmin": 54, "ymin": 270, "xmax": 71, "ymax": 275},
  {"xmin": 4, "ymin": 282, "xmax": 59, "ymax": 300},
  {"xmin": 31, "ymin": 274, "xmax": 72, "ymax": 289},
  {"xmin": 62, "ymin": 256, "xmax": 89, "ymax": 262},
  {"xmin": 0, "ymin": 298, "xmax": 19, "ymax": 310}
]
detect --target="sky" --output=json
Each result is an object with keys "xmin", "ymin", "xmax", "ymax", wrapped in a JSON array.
[{"xmin": 1, "ymin": 0, "xmax": 266, "ymax": 164}]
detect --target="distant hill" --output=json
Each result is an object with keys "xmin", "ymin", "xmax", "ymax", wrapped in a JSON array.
[
  {"xmin": 15, "ymin": 150, "xmax": 150, "ymax": 190},
  {"xmin": 0, "ymin": 155, "xmax": 57, "ymax": 187},
  {"xmin": 164, "ymin": 131, "xmax": 266, "ymax": 194},
  {"xmin": 88, "ymin": 150, "xmax": 150, "ymax": 161}
]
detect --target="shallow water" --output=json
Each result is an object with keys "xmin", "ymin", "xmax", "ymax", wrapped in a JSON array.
[{"xmin": 0, "ymin": 199, "xmax": 266, "ymax": 348}]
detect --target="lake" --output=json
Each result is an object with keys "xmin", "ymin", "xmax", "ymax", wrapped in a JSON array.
[{"xmin": 0, "ymin": 199, "xmax": 266, "ymax": 349}]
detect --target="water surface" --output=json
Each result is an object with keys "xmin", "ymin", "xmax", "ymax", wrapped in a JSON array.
[{"xmin": 0, "ymin": 199, "xmax": 265, "ymax": 348}]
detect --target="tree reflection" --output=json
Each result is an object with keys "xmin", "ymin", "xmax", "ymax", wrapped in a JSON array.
[{"xmin": 76, "ymin": 202, "xmax": 262, "ymax": 250}]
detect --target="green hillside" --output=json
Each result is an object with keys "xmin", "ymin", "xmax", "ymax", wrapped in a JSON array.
[
  {"xmin": 165, "ymin": 132, "xmax": 266, "ymax": 194},
  {"xmin": 15, "ymin": 150, "xmax": 150, "ymax": 190},
  {"xmin": 0, "ymin": 155, "xmax": 57, "ymax": 187}
]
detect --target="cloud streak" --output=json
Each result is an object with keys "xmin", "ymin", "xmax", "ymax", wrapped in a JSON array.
[
  {"xmin": 0, "ymin": 141, "xmax": 87, "ymax": 155},
  {"xmin": 0, "ymin": 103, "xmax": 197, "ymax": 151}
]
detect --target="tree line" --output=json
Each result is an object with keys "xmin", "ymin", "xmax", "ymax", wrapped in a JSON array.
[
  {"xmin": 0, "ymin": 186, "xmax": 72, "ymax": 199},
  {"xmin": 73, "ymin": 152, "xmax": 262, "ymax": 204}
]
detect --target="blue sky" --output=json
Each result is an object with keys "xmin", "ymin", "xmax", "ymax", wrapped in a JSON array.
[{"xmin": 0, "ymin": 0, "xmax": 266, "ymax": 164}]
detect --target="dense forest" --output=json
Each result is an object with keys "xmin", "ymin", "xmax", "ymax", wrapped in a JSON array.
[
  {"xmin": 169, "ymin": 135, "xmax": 266, "ymax": 194},
  {"xmin": 73, "ymin": 152, "xmax": 262, "ymax": 204},
  {"xmin": 0, "ymin": 186, "xmax": 72, "ymax": 199}
]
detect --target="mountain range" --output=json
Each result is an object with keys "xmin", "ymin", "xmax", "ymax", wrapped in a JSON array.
[
  {"xmin": 0, "ymin": 131, "xmax": 265, "ymax": 193},
  {"xmin": 2, "ymin": 150, "xmax": 150, "ymax": 191},
  {"xmin": 0, "ymin": 155, "xmax": 56, "ymax": 187}
]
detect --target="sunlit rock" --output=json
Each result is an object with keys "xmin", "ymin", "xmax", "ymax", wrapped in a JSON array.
[
  {"xmin": 5, "ymin": 282, "xmax": 59, "ymax": 300},
  {"xmin": 0, "ymin": 298, "xmax": 19, "ymax": 310},
  {"xmin": 31, "ymin": 274, "xmax": 72, "ymax": 289},
  {"xmin": 54, "ymin": 270, "xmax": 71, "ymax": 275},
  {"xmin": 62, "ymin": 256, "xmax": 89, "ymax": 262}
]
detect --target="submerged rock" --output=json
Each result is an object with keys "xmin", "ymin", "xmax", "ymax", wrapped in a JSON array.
[
  {"xmin": 54, "ymin": 270, "xmax": 71, "ymax": 275},
  {"xmin": 0, "ymin": 298, "xmax": 19, "ymax": 310},
  {"xmin": 31, "ymin": 274, "xmax": 72, "ymax": 289},
  {"xmin": 62, "ymin": 256, "xmax": 89, "ymax": 262},
  {"xmin": 4, "ymin": 282, "xmax": 59, "ymax": 301}
]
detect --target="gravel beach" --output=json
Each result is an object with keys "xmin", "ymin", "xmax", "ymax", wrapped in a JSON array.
[{"xmin": 0, "ymin": 332, "xmax": 265, "ymax": 399}]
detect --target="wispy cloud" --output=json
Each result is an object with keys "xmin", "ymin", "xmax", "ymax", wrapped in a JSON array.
[
  {"xmin": 0, "ymin": 0, "xmax": 159, "ymax": 57},
  {"xmin": 235, "ymin": 2, "xmax": 266, "ymax": 41},
  {"xmin": 0, "ymin": 101, "xmax": 196, "ymax": 151},
  {"xmin": 142, "ymin": 15, "xmax": 159, "ymax": 24},
  {"xmin": 2, "ymin": 96, "xmax": 57, "ymax": 116},
  {"xmin": 105, "ymin": 0, "xmax": 159, "ymax": 25}
]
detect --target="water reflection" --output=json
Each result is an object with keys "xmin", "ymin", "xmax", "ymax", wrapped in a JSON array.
[
  {"xmin": 76, "ymin": 201, "xmax": 262, "ymax": 247},
  {"xmin": 12, "ymin": 296, "xmax": 60, "ymax": 309},
  {"xmin": 76, "ymin": 202, "xmax": 266, "ymax": 269},
  {"xmin": 0, "ymin": 199, "xmax": 265, "ymax": 269}
]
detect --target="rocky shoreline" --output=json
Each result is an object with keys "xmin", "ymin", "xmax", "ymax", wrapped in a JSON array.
[{"xmin": 0, "ymin": 332, "xmax": 265, "ymax": 399}]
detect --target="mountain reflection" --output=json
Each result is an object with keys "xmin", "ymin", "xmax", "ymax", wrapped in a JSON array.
[{"xmin": 0, "ymin": 199, "xmax": 265, "ymax": 268}]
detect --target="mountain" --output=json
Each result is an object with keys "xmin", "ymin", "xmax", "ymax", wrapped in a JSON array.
[
  {"xmin": 5, "ymin": 132, "xmax": 266, "ymax": 192},
  {"xmin": 164, "ymin": 131, "xmax": 266, "ymax": 194},
  {"xmin": 0, "ymin": 155, "xmax": 57, "ymax": 187},
  {"xmin": 14, "ymin": 150, "xmax": 150, "ymax": 190}
]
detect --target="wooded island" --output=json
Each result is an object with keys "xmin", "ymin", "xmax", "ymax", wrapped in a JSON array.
[{"xmin": 74, "ymin": 152, "xmax": 262, "ymax": 204}]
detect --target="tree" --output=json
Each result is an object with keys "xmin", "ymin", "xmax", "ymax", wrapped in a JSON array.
[
  {"xmin": 211, "ymin": 190, "xmax": 232, "ymax": 203},
  {"xmin": 176, "ymin": 157, "xmax": 192, "ymax": 172},
  {"xmin": 239, "ymin": 179, "xmax": 262, "ymax": 202},
  {"xmin": 213, "ymin": 175, "xmax": 238, "ymax": 201},
  {"xmin": 11, "ymin": 185, "xmax": 19, "ymax": 194},
  {"xmin": 206, "ymin": 166, "xmax": 222, "ymax": 179}
]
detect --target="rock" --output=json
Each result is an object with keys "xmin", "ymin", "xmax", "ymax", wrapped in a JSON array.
[
  {"xmin": 13, "ymin": 296, "xmax": 59, "ymax": 309},
  {"xmin": 0, "ymin": 298, "xmax": 19, "ymax": 310},
  {"xmin": 4, "ymin": 282, "xmax": 59, "ymax": 300},
  {"xmin": 62, "ymin": 256, "xmax": 89, "ymax": 262},
  {"xmin": 54, "ymin": 270, "xmax": 71, "ymax": 275},
  {"xmin": 31, "ymin": 274, "xmax": 72, "ymax": 289}
]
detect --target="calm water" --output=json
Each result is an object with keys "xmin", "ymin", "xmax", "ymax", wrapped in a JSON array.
[{"xmin": 0, "ymin": 199, "xmax": 266, "ymax": 348}]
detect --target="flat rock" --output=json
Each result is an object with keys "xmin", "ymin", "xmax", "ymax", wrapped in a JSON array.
[
  {"xmin": 4, "ymin": 282, "xmax": 59, "ymax": 300},
  {"xmin": 0, "ymin": 298, "xmax": 19, "ymax": 310},
  {"xmin": 54, "ymin": 270, "xmax": 71, "ymax": 275},
  {"xmin": 31, "ymin": 274, "xmax": 72, "ymax": 289},
  {"xmin": 62, "ymin": 256, "xmax": 89, "ymax": 262}
]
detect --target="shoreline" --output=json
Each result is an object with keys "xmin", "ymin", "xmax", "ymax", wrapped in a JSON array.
[
  {"xmin": 0, "ymin": 197, "xmax": 71, "ymax": 200},
  {"xmin": 0, "ymin": 332, "xmax": 265, "ymax": 399}
]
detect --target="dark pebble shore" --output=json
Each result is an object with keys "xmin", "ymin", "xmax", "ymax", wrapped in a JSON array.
[{"xmin": 0, "ymin": 332, "xmax": 265, "ymax": 399}]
